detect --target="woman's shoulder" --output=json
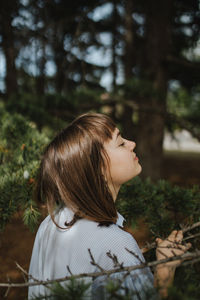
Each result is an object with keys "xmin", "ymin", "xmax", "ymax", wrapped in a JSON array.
[
  {"xmin": 98, "ymin": 222, "xmax": 140, "ymax": 249},
  {"xmin": 78, "ymin": 212, "xmax": 137, "ymax": 247},
  {"xmin": 34, "ymin": 214, "xmax": 52, "ymax": 239},
  {"xmin": 89, "ymin": 223, "xmax": 145, "ymax": 267},
  {"xmin": 82, "ymin": 218, "xmax": 141, "ymax": 252}
]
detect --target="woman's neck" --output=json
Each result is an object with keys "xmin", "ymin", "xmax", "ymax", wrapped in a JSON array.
[{"xmin": 108, "ymin": 183, "xmax": 120, "ymax": 202}]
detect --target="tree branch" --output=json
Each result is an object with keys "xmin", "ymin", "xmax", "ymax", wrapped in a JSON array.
[
  {"xmin": 141, "ymin": 221, "xmax": 200, "ymax": 253},
  {"xmin": 166, "ymin": 55, "xmax": 200, "ymax": 70},
  {"xmin": 0, "ymin": 251, "xmax": 199, "ymax": 289}
]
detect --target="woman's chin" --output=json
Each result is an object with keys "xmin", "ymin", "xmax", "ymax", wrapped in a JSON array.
[{"xmin": 137, "ymin": 163, "xmax": 142, "ymax": 175}]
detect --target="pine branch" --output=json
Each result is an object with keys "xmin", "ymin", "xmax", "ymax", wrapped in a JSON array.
[
  {"xmin": 167, "ymin": 112, "xmax": 200, "ymax": 142},
  {"xmin": 166, "ymin": 55, "xmax": 200, "ymax": 70}
]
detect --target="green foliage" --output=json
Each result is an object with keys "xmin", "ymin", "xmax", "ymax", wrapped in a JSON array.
[
  {"xmin": 31, "ymin": 278, "xmax": 91, "ymax": 300},
  {"xmin": 0, "ymin": 101, "xmax": 50, "ymax": 231},
  {"xmin": 117, "ymin": 177, "xmax": 200, "ymax": 300},
  {"xmin": 105, "ymin": 278, "xmax": 143, "ymax": 300},
  {"xmin": 167, "ymin": 85, "xmax": 200, "ymax": 133},
  {"xmin": 30, "ymin": 276, "xmax": 157, "ymax": 300},
  {"xmin": 72, "ymin": 87, "xmax": 103, "ymax": 106},
  {"xmin": 117, "ymin": 78, "xmax": 158, "ymax": 100},
  {"xmin": 167, "ymin": 265, "xmax": 200, "ymax": 300},
  {"xmin": 5, "ymin": 93, "xmax": 69, "ymax": 131},
  {"xmin": 0, "ymin": 88, "xmax": 103, "ymax": 231},
  {"xmin": 117, "ymin": 177, "xmax": 200, "ymax": 237},
  {"xmin": 23, "ymin": 204, "xmax": 41, "ymax": 232},
  {"xmin": 167, "ymin": 87, "xmax": 192, "ymax": 117},
  {"xmin": 4, "ymin": 88, "xmax": 103, "ymax": 131}
]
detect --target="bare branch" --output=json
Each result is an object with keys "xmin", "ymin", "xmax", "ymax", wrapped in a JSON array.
[
  {"xmin": 0, "ymin": 251, "xmax": 199, "ymax": 289},
  {"xmin": 66, "ymin": 265, "xmax": 73, "ymax": 276},
  {"xmin": 15, "ymin": 262, "xmax": 28, "ymax": 283},
  {"xmin": 106, "ymin": 250, "xmax": 124, "ymax": 269},
  {"xmin": 4, "ymin": 276, "xmax": 11, "ymax": 298},
  {"xmin": 141, "ymin": 221, "xmax": 200, "ymax": 253},
  {"xmin": 184, "ymin": 232, "xmax": 200, "ymax": 241},
  {"xmin": 88, "ymin": 248, "xmax": 105, "ymax": 272},
  {"xmin": 125, "ymin": 248, "xmax": 143, "ymax": 264},
  {"xmin": 15, "ymin": 262, "xmax": 28, "ymax": 276},
  {"xmin": 181, "ymin": 257, "xmax": 200, "ymax": 267},
  {"xmin": 182, "ymin": 222, "xmax": 200, "ymax": 234}
]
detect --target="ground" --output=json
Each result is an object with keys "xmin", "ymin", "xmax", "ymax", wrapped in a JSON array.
[{"xmin": 0, "ymin": 151, "xmax": 199, "ymax": 299}]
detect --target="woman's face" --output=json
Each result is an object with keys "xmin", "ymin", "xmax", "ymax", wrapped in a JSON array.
[{"xmin": 104, "ymin": 128, "xmax": 142, "ymax": 198}]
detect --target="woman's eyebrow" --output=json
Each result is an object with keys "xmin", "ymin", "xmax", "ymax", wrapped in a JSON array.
[{"xmin": 115, "ymin": 130, "xmax": 121, "ymax": 141}]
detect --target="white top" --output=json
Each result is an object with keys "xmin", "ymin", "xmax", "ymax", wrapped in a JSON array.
[{"xmin": 28, "ymin": 207, "xmax": 156, "ymax": 299}]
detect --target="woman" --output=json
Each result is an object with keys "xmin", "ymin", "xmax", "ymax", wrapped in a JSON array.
[{"xmin": 28, "ymin": 113, "xmax": 191, "ymax": 299}]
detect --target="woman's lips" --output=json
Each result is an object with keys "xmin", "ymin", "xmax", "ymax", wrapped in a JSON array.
[{"xmin": 134, "ymin": 155, "xmax": 138, "ymax": 161}]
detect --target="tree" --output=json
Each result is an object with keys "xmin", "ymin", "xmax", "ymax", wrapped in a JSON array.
[
  {"xmin": 0, "ymin": 0, "xmax": 20, "ymax": 96},
  {"xmin": 119, "ymin": 0, "xmax": 200, "ymax": 179}
]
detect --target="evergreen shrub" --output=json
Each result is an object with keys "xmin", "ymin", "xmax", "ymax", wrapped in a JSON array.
[{"xmin": 0, "ymin": 101, "xmax": 50, "ymax": 231}]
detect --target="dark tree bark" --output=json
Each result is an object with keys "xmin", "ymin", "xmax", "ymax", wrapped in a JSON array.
[
  {"xmin": 1, "ymin": 6, "xmax": 18, "ymax": 96},
  {"xmin": 33, "ymin": 3, "xmax": 47, "ymax": 95},
  {"xmin": 111, "ymin": 0, "xmax": 118, "ymax": 90},
  {"xmin": 124, "ymin": 0, "xmax": 135, "ymax": 79},
  {"xmin": 36, "ymin": 39, "xmax": 46, "ymax": 95},
  {"xmin": 136, "ymin": 0, "xmax": 172, "ymax": 180},
  {"xmin": 54, "ymin": 29, "xmax": 66, "ymax": 94},
  {"xmin": 120, "ymin": 0, "xmax": 136, "ymax": 140}
]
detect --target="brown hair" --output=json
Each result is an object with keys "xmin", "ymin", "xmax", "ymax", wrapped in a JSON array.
[{"xmin": 36, "ymin": 113, "xmax": 118, "ymax": 228}]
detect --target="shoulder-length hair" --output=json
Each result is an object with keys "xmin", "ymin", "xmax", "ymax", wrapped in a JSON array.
[{"xmin": 36, "ymin": 113, "xmax": 118, "ymax": 227}]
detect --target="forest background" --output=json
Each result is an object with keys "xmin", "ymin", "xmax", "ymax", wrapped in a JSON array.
[{"xmin": 0, "ymin": 0, "xmax": 200, "ymax": 299}]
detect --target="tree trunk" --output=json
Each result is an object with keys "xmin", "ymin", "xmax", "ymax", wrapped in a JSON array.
[
  {"xmin": 36, "ymin": 39, "xmax": 46, "ymax": 95},
  {"xmin": 121, "ymin": 0, "xmax": 136, "ymax": 140},
  {"xmin": 120, "ymin": 105, "xmax": 135, "ymax": 140},
  {"xmin": 53, "ymin": 24, "xmax": 66, "ymax": 94},
  {"xmin": 111, "ymin": 0, "xmax": 118, "ymax": 90},
  {"xmin": 136, "ymin": 96, "xmax": 167, "ymax": 180},
  {"xmin": 136, "ymin": 0, "xmax": 172, "ymax": 180},
  {"xmin": 1, "ymin": 12, "xmax": 18, "ymax": 96},
  {"xmin": 124, "ymin": 0, "xmax": 135, "ymax": 79}
]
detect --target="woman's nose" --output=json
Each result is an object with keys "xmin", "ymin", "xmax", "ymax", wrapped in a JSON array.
[{"xmin": 129, "ymin": 140, "xmax": 136, "ymax": 151}]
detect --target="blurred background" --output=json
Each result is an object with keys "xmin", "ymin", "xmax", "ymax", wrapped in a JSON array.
[
  {"xmin": 0, "ymin": 0, "xmax": 200, "ymax": 298},
  {"xmin": 0, "ymin": 0, "xmax": 200, "ymax": 182}
]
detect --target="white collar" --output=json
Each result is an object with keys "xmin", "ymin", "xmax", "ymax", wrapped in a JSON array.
[{"xmin": 116, "ymin": 212, "xmax": 125, "ymax": 227}]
